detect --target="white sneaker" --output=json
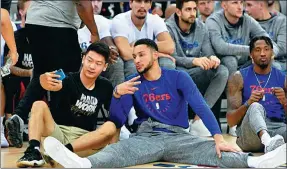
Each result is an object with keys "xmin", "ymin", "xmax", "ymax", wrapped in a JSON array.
[
  {"xmin": 1, "ymin": 123, "xmax": 9, "ymax": 148},
  {"xmin": 43, "ymin": 137, "xmax": 91, "ymax": 168},
  {"xmin": 256, "ymin": 143, "xmax": 286, "ymax": 168},
  {"xmin": 228, "ymin": 126, "xmax": 237, "ymax": 137},
  {"xmin": 189, "ymin": 119, "xmax": 211, "ymax": 137},
  {"xmin": 264, "ymin": 135, "xmax": 285, "ymax": 153}
]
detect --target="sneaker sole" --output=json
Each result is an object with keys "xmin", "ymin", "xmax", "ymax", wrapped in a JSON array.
[
  {"xmin": 43, "ymin": 137, "xmax": 83, "ymax": 168},
  {"xmin": 259, "ymin": 143, "xmax": 287, "ymax": 168},
  {"xmin": 5, "ymin": 115, "xmax": 24, "ymax": 148},
  {"xmin": 16, "ymin": 160, "xmax": 45, "ymax": 168},
  {"xmin": 42, "ymin": 152, "xmax": 58, "ymax": 167}
]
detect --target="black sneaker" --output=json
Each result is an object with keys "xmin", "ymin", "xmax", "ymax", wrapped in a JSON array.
[
  {"xmin": 42, "ymin": 152, "xmax": 58, "ymax": 167},
  {"xmin": 5, "ymin": 115, "xmax": 24, "ymax": 148},
  {"xmin": 17, "ymin": 147, "xmax": 45, "ymax": 168}
]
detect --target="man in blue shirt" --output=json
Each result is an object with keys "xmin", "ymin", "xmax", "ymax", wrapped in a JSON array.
[{"xmin": 43, "ymin": 38, "xmax": 286, "ymax": 168}]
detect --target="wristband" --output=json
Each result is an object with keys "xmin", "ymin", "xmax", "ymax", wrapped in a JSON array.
[{"xmin": 244, "ymin": 101, "xmax": 250, "ymax": 108}]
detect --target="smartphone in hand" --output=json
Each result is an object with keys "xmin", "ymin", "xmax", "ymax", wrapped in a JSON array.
[{"xmin": 55, "ymin": 69, "xmax": 66, "ymax": 80}]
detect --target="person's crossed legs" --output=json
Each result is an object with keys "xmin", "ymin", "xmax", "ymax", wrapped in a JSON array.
[{"xmin": 17, "ymin": 101, "xmax": 117, "ymax": 168}]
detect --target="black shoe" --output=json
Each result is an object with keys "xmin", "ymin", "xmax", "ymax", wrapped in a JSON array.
[
  {"xmin": 42, "ymin": 152, "xmax": 58, "ymax": 167},
  {"xmin": 17, "ymin": 147, "xmax": 45, "ymax": 168},
  {"xmin": 5, "ymin": 115, "xmax": 24, "ymax": 148}
]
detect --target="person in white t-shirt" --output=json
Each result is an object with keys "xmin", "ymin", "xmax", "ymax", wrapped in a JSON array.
[
  {"xmin": 111, "ymin": 0, "xmax": 175, "ymax": 77},
  {"xmin": 78, "ymin": 0, "xmax": 124, "ymax": 87}
]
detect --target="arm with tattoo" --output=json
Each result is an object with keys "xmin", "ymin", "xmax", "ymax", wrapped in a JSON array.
[
  {"xmin": 226, "ymin": 71, "xmax": 247, "ymax": 127},
  {"xmin": 10, "ymin": 66, "xmax": 32, "ymax": 77}
]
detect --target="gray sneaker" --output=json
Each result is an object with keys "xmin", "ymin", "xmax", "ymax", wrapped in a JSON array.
[
  {"xmin": 5, "ymin": 114, "xmax": 24, "ymax": 148},
  {"xmin": 265, "ymin": 135, "xmax": 285, "ymax": 153}
]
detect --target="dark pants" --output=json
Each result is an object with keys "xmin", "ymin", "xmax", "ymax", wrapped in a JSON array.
[
  {"xmin": 2, "ymin": 75, "xmax": 30, "ymax": 123},
  {"xmin": 1, "ymin": 0, "xmax": 12, "ymax": 12},
  {"xmin": 14, "ymin": 24, "xmax": 82, "ymax": 120}
]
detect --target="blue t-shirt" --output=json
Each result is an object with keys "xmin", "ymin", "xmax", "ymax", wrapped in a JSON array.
[
  {"xmin": 240, "ymin": 65, "xmax": 286, "ymax": 122},
  {"xmin": 109, "ymin": 68, "xmax": 221, "ymax": 136}
]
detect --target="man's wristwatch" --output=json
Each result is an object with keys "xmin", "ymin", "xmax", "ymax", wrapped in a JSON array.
[{"xmin": 244, "ymin": 101, "xmax": 250, "ymax": 108}]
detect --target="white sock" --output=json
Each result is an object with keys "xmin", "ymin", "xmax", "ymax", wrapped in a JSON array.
[
  {"xmin": 81, "ymin": 158, "xmax": 92, "ymax": 168},
  {"xmin": 247, "ymin": 156, "xmax": 260, "ymax": 168},
  {"xmin": 261, "ymin": 132, "xmax": 271, "ymax": 146},
  {"xmin": 1, "ymin": 116, "xmax": 3, "ymax": 124}
]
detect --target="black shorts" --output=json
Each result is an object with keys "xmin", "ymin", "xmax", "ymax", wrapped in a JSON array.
[
  {"xmin": 25, "ymin": 24, "xmax": 82, "ymax": 76},
  {"xmin": 1, "ymin": 0, "xmax": 12, "ymax": 12}
]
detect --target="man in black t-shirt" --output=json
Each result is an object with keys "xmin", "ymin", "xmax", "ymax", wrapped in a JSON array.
[{"xmin": 16, "ymin": 42, "xmax": 117, "ymax": 168}]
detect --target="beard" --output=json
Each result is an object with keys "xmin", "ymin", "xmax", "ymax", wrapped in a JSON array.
[
  {"xmin": 258, "ymin": 63, "xmax": 269, "ymax": 70},
  {"xmin": 181, "ymin": 16, "xmax": 195, "ymax": 24},
  {"xmin": 137, "ymin": 60, "xmax": 153, "ymax": 75}
]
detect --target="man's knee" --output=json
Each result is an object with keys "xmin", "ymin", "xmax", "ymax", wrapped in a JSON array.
[
  {"xmin": 100, "ymin": 121, "xmax": 117, "ymax": 138},
  {"xmin": 216, "ymin": 65, "xmax": 229, "ymax": 80},
  {"xmin": 221, "ymin": 56, "xmax": 238, "ymax": 74},
  {"xmin": 159, "ymin": 57, "xmax": 176, "ymax": 69},
  {"xmin": 31, "ymin": 101, "xmax": 48, "ymax": 115},
  {"xmin": 246, "ymin": 102, "xmax": 265, "ymax": 117}
]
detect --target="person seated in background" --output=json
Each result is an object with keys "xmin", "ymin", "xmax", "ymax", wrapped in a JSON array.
[
  {"xmin": 78, "ymin": 0, "xmax": 124, "ymax": 87},
  {"xmin": 227, "ymin": 36, "xmax": 286, "ymax": 153},
  {"xmin": 245, "ymin": 0, "xmax": 286, "ymax": 71},
  {"xmin": 16, "ymin": 42, "xmax": 118, "ymax": 168},
  {"xmin": 166, "ymin": 0, "xmax": 228, "ymax": 136},
  {"xmin": 205, "ymin": 0, "xmax": 280, "ymax": 77},
  {"xmin": 43, "ymin": 38, "xmax": 286, "ymax": 169},
  {"xmin": 111, "ymin": 0, "xmax": 176, "ymax": 78},
  {"xmin": 197, "ymin": 0, "xmax": 215, "ymax": 23}
]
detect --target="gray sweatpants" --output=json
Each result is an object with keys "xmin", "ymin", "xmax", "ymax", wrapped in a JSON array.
[
  {"xmin": 102, "ymin": 57, "xmax": 125, "ymax": 87},
  {"xmin": 124, "ymin": 57, "xmax": 176, "ymax": 78},
  {"xmin": 221, "ymin": 55, "xmax": 249, "ymax": 76},
  {"xmin": 87, "ymin": 119, "xmax": 249, "ymax": 168},
  {"xmin": 177, "ymin": 65, "xmax": 229, "ymax": 108},
  {"xmin": 236, "ymin": 102, "xmax": 287, "ymax": 152}
]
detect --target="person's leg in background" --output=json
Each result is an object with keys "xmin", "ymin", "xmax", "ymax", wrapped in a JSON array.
[
  {"xmin": 124, "ymin": 60, "xmax": 137, "ymax": 78},
  {"xmin": 158, "ymin": 57, "xmax": 176, "ymax": 69},
  {"xmin": 101, "ymin": 57, "xmax": 125, "ymax": 87},
  {"xmin": 236, "ymin": 103, "xmax": 285, "ymax": 153}
]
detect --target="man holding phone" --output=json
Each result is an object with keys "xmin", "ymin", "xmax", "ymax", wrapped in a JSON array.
[
  {"xmin": 227, "ymin": 36, "xmax": 286, "ymax": 153},
  {"xmin": 15, "ymin": 42, "xmax": 117, "ymax": 168}
]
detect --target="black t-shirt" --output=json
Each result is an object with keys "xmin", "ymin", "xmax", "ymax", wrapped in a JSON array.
[
  {"xmin": 4, "ymin": 28, "xmax": 33, "ymax": 69},
  {"xmin": 49, "ymin": 72, "xmax": 113, "ymax": 131}
]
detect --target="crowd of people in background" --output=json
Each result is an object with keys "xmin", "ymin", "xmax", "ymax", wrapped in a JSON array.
[{"xmin": 1, "ymin": 0, "xmax": 286, "ymax": 168}]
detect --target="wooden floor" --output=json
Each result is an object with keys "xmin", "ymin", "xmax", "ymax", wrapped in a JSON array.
[{"xmin": 0, "ymin": 134, "xmax": 262, "ymax": 168}]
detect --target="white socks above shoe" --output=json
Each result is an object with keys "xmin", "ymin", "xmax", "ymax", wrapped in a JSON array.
[{"xmin": 261, "ymin": 132, "xmax": 271, "ymax": 146}]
